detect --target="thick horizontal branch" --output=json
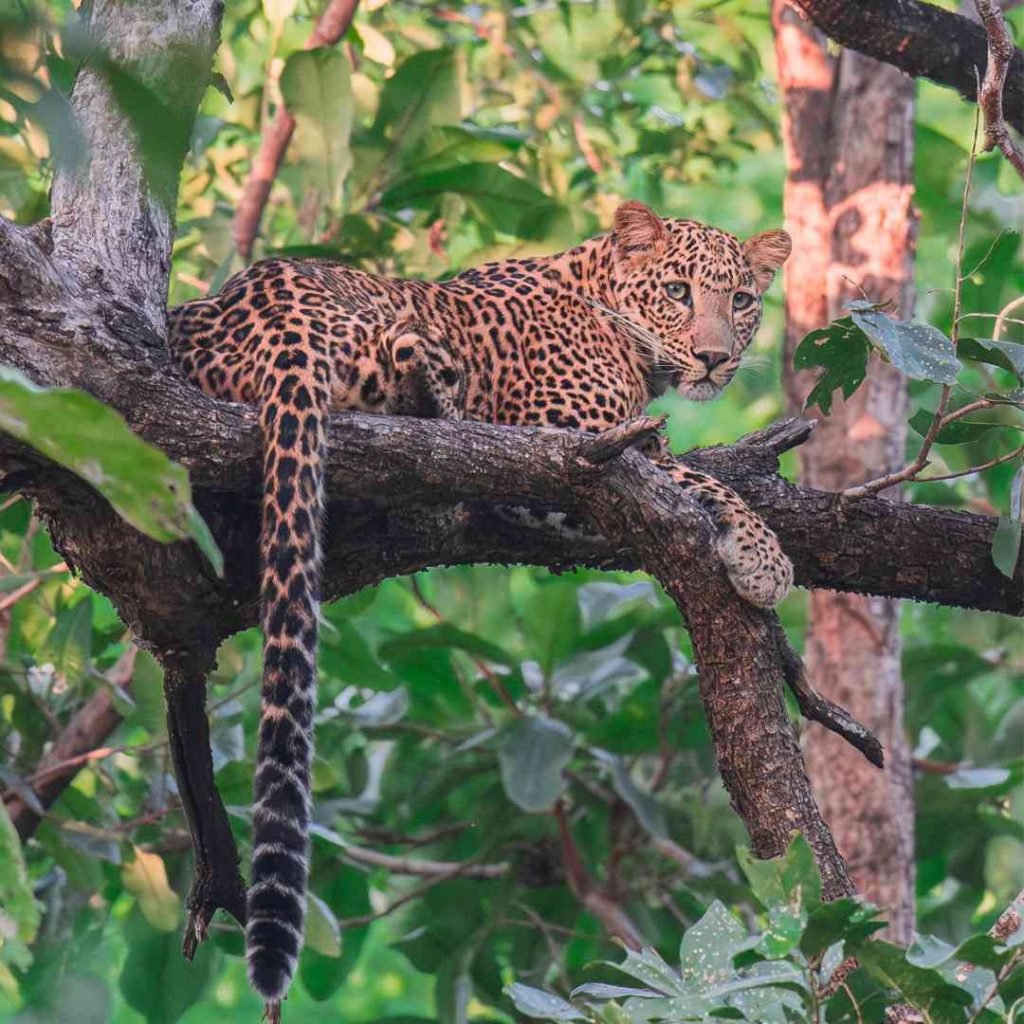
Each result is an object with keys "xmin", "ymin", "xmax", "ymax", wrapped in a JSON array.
[{"xmin": 787, "ymin": 0, "xmax": 1024, "ymax": 130}]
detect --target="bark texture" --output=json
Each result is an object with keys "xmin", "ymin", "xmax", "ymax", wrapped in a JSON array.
[
  {"xmin": 787, "ymin": 0, "xmax": 1024, "ymax": 130},
  {"xmin": 775, "ymin": 0, "xmax": 917, "ymax": 943}
]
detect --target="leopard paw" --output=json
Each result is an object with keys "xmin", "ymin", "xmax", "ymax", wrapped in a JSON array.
[{"xmin": 715, "ymin": 519, "xmax": 793, "ymax": 608}]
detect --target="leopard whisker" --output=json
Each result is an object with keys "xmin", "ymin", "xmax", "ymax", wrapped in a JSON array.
[{"xmin": 580, "ymin": 296, "xmax": 664, "ymax": 361}]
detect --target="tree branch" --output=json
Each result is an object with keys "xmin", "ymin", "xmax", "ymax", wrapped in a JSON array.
[
  {"xmin": 975, "ymin": 0, "xmax": 1024, "ymax": 177},
  {"xmin": 786, "ymin": 0, "xmax": 1024, "ymax": 130}
]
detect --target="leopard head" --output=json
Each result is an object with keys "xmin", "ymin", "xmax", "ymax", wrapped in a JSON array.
[{"xmin": 608, "ymin": 201, "xmax": 791, "ymax": 401}]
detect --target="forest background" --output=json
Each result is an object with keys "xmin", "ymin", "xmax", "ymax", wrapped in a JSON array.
[{"xmin": 0, "ymin": 0, "xmax": 1022, "ymax": 1022}]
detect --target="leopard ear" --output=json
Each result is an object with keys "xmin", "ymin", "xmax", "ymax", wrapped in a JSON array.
[
  {"xmin": 613, "ymin": 201, "xmax": 668, "ymax": 268},
  {"xmin": 742, "ymin": 229, "xmax": 792, "ymax": 291}
]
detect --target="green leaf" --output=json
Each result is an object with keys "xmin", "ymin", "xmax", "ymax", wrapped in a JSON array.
[
  {"xmin": 122, "ymin": 848, "xmax": 180, "ymax": 933},
  {"xmin": 378, "ymin": 624, "xmax": 513, "ymax": 666},
  {"xmin": 498, "ymin": 714, "xmax": 574, "ymax": 812},
  {"xmin": 851, "ymin": 940, "xmax": 973, "ymax": 1023},
  {"xmin": 0, "ymin": 801, "xmax": 40, "ymax": 971},
  {"xmin": 593, "ymin": 748, "xmax": 667, "ymax": 839},
  {"xmin": 305, "ymin": 892, "xmax": 342, "ymax": 958},
  {"xmin": 504, "ymin": 982, "xmax": 586, "ymax": 1020},
  {"xmin": 678, "ymin": 902, "xmax": 759, "ymax": 993},
  {"xmin": 908, "ymin": 407, "xmax": 1000, "ymax": 445},
  {"xmin": 42, "ymin": 597, "xmax": 93, "ymax": 688},
  {"xmin": 736, "ymin": 833, "xmax": 822, "ymax": 911},
  {"xmin": 792, "ymin": 318, "xmax": 871, "ymax": 414},
  {"xmin": 119, "ymin": 909, "xmax": 220, "ymax": 1024},
  {"xmin": 380, "ymin": 163, "xmax": 566, "ymax": 241},
  {"xmin": 799, "ymin": 898, "xmax": 884, "ymax": 959},
  {"xmin": 959, "ymin": 337, "xmax": 1024, "ymax": 379},
  {"xmin": 850, "ymin": 310, "xmax": 961, "ymax": 384},
  {"xmin": 280, "ymin": 47, "xmax": 354, "ymax": 208},
  {"xmin": 372, "ymin": 49, "xmax": 460, "ymax": 159},
  {"xmin": 610, "ymin": 947, "xmax": 688, "ymax": 997},
  {"xmin": 0, "ymin": 368, "xmax": 222, "ymax": 574},
  {"xmin": 992, "ymin": 516, "xmax": 1022, "ymax": 578}
]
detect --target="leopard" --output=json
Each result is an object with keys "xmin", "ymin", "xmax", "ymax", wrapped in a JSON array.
[{"xmin": 167, "ymin": 200, "xmax": 793, "ymax": 1018}]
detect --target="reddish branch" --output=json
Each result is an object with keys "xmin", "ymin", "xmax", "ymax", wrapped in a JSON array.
[
  {"xmin": 974, "ymin": 0, "xmax": 1024, "ymax": 178},
  {"xmin": 232, "ymin": 0, "xmax": 360, "ymax": 259},
  {"xmin": 5, "ymin": 647, "xmax": 136, "ymax": 838}
]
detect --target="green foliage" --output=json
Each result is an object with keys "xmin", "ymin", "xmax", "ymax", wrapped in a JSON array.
[
  {"xmin": 508, "ymin": 838, "xmax": 1021, "ymax": 1023},
  {"xmin": 0, "ymin": 1, "xmax": 1022, "ymax": 1022},
  {"xmin": 0, "ymin": 367, "xmax": 221, "ymax": 573}
]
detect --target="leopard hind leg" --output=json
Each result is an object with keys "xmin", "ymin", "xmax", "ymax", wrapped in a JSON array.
[{"xmin": 380, "ymin": 319, "xmax": 467, "ymax": 420}]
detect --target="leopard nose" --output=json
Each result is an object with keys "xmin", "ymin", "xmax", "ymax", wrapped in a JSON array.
[{"xmin": 695, "ymin": 349, "xmax": 730, "ymax": 371}]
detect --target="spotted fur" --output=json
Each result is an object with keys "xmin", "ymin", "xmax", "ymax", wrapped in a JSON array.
[{"xmin": 167, "ymin": 201, "xmax": 792, "ymax": 1014}]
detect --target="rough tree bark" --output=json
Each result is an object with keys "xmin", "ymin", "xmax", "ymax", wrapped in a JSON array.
[
  {"xmin": 774, "ymin": 1, "xmax": 917, "ymax": 943},
  {"xmin": 786, "ymin": 0, "xmax": 1024, "ymax": 131},
  {"xmin": 1, "ymin": 0, "xmax": 1021, "ymax": 968}
]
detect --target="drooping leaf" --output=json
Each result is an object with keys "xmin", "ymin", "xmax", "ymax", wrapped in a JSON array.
[
  {"xmin": 959, "ymin": 337, "xmax": 1024, "ymax": 379},
  {"xmin": 304, "ymin": 892, "xmax": 342, "ymax": 958},
  {"xmin": 593, "ymin": 748, "xmax": 667, "ymax": 839},
  {"xmin": 0, "ymin": 367, "xmax": 221, "ymax": 573},
  {"xmin": 380, "ymin": 163, "xmax": 566, "ymax": 241},
  {"xmin": 372, "ymin": 48, "xmax": 460, "ymax": 159},
  {"xmin": 504, "ymin": 982, "xmax": 586, "ymax": 1020},
  {"xmin": 119, "ymin": 909, "xmax": 220, "ymax": 1024},
  {"xmin": 498, "ymin": 714, "xmax": 574, "ymax": 812},
  {"xmin": 0, "ymin": 801, "xmax": 40, "ymax": 971},
  {"xmin": 792, "ymin": 318, "xmax": 871, "ymax": 414},
  {"xmin": 123, "ymin": 848, "xmax": 180, "ymax": 932},
  {"xmin": 850, "ymin": 310, "xmax": 961, "ymax": 384},
  {"xmin": 280, "ymin": 47, "xmax": 354, "ymax": 208},
  {"xmin": 42, "ymin": 597, "xmax": 93, "ymax": 689},
  {"xmin": 992, "ymin": 516, "xmax": 1022, "ymax": 578}
]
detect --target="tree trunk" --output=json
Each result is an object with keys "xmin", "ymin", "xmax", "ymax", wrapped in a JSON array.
[{"xmin": 774, "ymin": 0, "xmax": 917, "ymax": 944}]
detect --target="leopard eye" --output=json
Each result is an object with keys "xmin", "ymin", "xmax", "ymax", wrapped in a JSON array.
[
  {"xmin": 732, "ymin": 291, "xmax": 755, "ymax": 311},
  {"xmin": 665, "ymin": 281, "xmax": 692, "ymax": 304}
]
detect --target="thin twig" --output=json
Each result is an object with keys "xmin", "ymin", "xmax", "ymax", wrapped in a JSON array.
[
  {"xmin": 340, "ymin": 841, "xmax": 509, "ymax": 879},
  {"xmin": 917, "ymin": 443, "xmax": 1024, "ymax": 482},
  {"xmin": 974, "ymin": 0, "xmax": 1024, "ymax": 179},
  {"xmin": 232, "ymin": 0, "xmax": 360, "ymax": 259},
  {"xmin": 845, "ymin": 104, "xmax": 981, "ymax": 499}
]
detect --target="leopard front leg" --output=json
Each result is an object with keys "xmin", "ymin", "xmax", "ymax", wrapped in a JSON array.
[
  {"xmin": 664, "ymin": 462, "xmax": 793, "ymax": 608},
  {"xmin": 380, "ymin": 319, "xmax": 467, "ymax": 420}
]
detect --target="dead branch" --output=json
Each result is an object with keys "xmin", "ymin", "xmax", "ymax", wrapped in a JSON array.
[
  {"xmin": 785, "ymin": 0, "xmax": 1024, "ymax": 130},
  {"xmin": 232, "ymin": 0, "xmax": 360, "ymax": 260},
  {"xmin": 974, "ymin": 0, "xmax": 1024, "ymax": 177}
]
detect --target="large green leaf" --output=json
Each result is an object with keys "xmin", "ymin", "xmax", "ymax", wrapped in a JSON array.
[
  {"xmin": 371, "ymin": 48, "xmax": 460, "ymax": 159},
  {"xmin": 380, "ymin": 163, "xmax": 565, "ymax": 240},
  {"xmin": 280, "ymin": 47, "xmax": 354, "ymax": 207},
  {"xmin": 850, "ymin": 307, "xmax": 961, "ymax": 384},
  {"xmin": 498, "ymin": 714, "xmax": 574, "ymax": 812},
  {"xmin": 792, "ymin": 318, "xmax": 871, "ymax": 414},
  {"xmin": 959, "ymin": 337, "xmax": 1024, "ymax": 379},
  {"xmin": 504, "ymin": 983, "xmax": 586, "ymax": 1020},
  {"xmin": 119, "ymin": 909, "xmax": 220, "ymax": 1024},
  {"xmin": 0, "ymin": 368, "xmax": 221, "ymax": 573}
]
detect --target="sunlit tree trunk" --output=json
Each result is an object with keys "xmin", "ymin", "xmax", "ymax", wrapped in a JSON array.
[{"xmin": 773, "ymin": 0, "xmax": 917, "ymax": 943}]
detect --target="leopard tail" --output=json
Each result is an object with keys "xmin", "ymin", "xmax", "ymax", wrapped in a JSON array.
[{"xmin": 246, "ymin": 338, "xmax": 331, "ymax": 1013}]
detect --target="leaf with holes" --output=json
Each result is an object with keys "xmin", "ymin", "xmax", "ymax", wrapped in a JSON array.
[
  {"xmin": 793, "ymin": 318, "xmax": 871, "ymax": 414},
  {"xmin": 850, "ymin": 310, "xmax": 960, "ymax": 384}
]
